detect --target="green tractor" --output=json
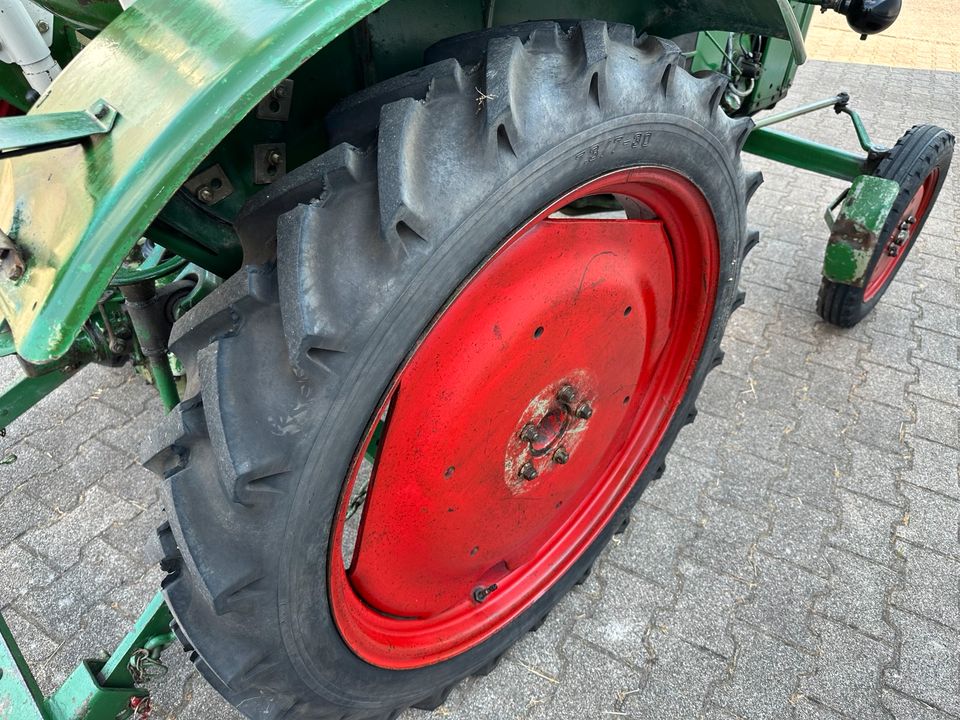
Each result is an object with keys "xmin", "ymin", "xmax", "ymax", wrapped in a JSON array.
[{"xmin": 0, "ymin": 0, "xmax": 953, "ymax": 718}]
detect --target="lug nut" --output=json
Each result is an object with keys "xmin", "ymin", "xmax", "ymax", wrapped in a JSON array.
[
  {"xmin": 519, "ymin": 423, "xmax": 538, "ymax": 443},
  {"xmin": 575, "ymin": 402, "xmax": 593, "ymax": 419},
  {"xmin": 518, "ymin": 462, "xmax": 538, "ymax": 480},
  {"xmin": 557, "ymin": 385, "xmax": 577, "ymax": 405},
  {"xmin": 553, "ymin": 447, "xmax": 569, "ymax": 464}
]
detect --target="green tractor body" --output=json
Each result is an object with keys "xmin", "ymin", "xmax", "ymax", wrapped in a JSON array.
[{"xmin": 0, "ymin": 1, "xmax": 951, "ymax": 718}]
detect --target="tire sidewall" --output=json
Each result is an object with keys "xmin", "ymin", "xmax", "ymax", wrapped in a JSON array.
[{"xmin": 277, "ymin": 114, "xmax": 746, "ymax": 707}]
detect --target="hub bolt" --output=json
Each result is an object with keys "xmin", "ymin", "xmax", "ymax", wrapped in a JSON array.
[
  {"xmin": 557, "ymin": 385, "xmax": 577, "ymax": 405},
  {"xmin": 553, "ymin": 446, "xmax": 569, "ymax": 464},
  {"xmin": 519, "ymin": 423, "xmax": 538, "ymax": 443},
  {"xmin": 575, "ymin": 402, "xmax": 593, "ymax": 420},
  {"xmin": 518, "ymin": 462, "xmax": 538, "ymax": 480},
  {"xmin": 472, "ymin": 583, "xmax": 499, "ymax": 603}
]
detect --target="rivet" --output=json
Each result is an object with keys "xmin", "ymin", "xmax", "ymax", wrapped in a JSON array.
[
  {"xmin": 267, "ymin": 150, "xmax": 282, "ymax": 166},
  {"xmin": 36, "ymin": 20, "xmax": 49, "ymax": 33}
]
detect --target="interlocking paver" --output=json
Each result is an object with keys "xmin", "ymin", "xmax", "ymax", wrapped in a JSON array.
[{"xmin": 1, "ymin": 56, "xmax": 956, "ymax": 720}]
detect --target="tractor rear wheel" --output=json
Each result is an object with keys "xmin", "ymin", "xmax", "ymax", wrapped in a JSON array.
[
  {"xmin": 146, "ymin": 21, "xmax": 758, "ymax": 719},
  {"xmin": 817, "ymin": 124, "xmax": 954, "ymax": 328}
]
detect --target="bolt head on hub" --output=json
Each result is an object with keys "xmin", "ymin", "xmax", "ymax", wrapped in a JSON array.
[
  {"xmin": 557, "ymin": 385, "xmax": 577, "ymax": 405},
  {"xmin": 519, "ymin": 462, "xmax": 538, "ymax": 480},
  {"xmin": 519, "ymin": 423, "xmax": 538, "ymax": 443},
  {"xmin": 553, "ymin": 447, "xmax": 569, "ymax": 464},
  {"xmin": 575, "ymin": 402, "xmax": 593, "ymax": 419}
]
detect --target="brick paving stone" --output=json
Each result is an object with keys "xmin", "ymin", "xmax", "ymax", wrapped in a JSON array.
[
  {"xmin": 913, "ymin": 329, "xmax": 960, "ymax": 370},
  {"xmin": 891, "ymin": 542, "xmax": 960, "ymax": 631},
  {"xmin": 713, "ymin": 623, "xmax": 814, "ymax": 720},
  {"xmin": 885, "ymin": 608, "xmax": 960, "ymax": 716},
  {"xmin": 660, "ymin": 559, "xmax": 746, "ymax": 658},
  {"xmin": 709, "ymin": 450, "xmax": 780, "ymax": 510},
  {"xmin": 0, "ymin": 543, "xmax": 57, "ymax": 608},
  {"xmin": 641, "ymin": 452, "xmax": 714, "ymax": 523},
  {"xmin": 624, "ymin": 632, "xmax": 726, "ymax": 719},
  {"xmin": 760, "ymin": 494, "xmax": 834, "ymax": 578},
  {"xmin": 610, "ymin": 504, "xmax": 698, "ymax": 588},
  {"xmin": 21, "ymin": 485, "xmax": 139, "ymax": 569},
  {"xmin": 799, "ymin": 616, "xmax": 894, "ymax": 720},
  {"xmin": 528, "ymin": 637, "xmax": 643, "ymax": 720},
  {"xmin": 897, "ymin": 483, "xmax": 960, "ymax": 559},
  {"xmin": 815, "ymin": 546, "xmax": 899, "ymax": 643},
  {"xmin": 882, "ymin": 689, "xmax": 960, "ymax": 720},
  {"xmin": 735, "ymin": 554, "xmax": 827, "ymax": 652},
  {"xmin": 779, "ymin": 445, "xmax": 841, "ymax": 507},
  {"xmin": 572, "ymin": 563, "xmax": 669, "ymax": 663},
  {"xmin": 840, "ymin": 440, "xmax": 904, "ymax": 506},
  {"xmin": 829, "ymin": 488, "xmax": 903, "ymax": 569},
  {"xmin": 902, "ymin": 438, "xmax": 960, "ymax": 500},
  {"xmin": 684, "ymin": 498, "xmax": 769, "ymax": 581}
]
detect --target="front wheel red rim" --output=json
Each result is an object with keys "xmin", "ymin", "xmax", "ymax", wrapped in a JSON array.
[
  {"xmin": 329, "ymin": 167, "xmax": 720, "ymax": 669},
  {"xmin": 863, "ymin": 167, "xmax": 940, "ymax": 302}
]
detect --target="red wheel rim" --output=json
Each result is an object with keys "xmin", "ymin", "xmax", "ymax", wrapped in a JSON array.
[
  {"xmin": 863, "ymin": 168, "xmax": 940, "ymax": 301},
  {"xmin": 329, "ymin": 168, "xmax": 719, "ymax": 669}
]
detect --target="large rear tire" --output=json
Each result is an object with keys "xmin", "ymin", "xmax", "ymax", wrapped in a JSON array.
[{"xmin": 145, "ymin": 22, "xmax": 760, "ymax": 720}]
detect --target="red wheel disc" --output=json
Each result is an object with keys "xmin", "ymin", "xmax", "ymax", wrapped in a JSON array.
[
  {"xmin": 329, "ymin": 168, "xmax": 720, "ymax": 668},
  {"xmin": 864, "ymin": 168, "xmax": 940, "ymax": 301}
]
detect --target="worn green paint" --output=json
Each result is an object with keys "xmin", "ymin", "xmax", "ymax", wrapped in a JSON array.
[
  {"xmin": 822, "ymin": 175, "xmax": 900, "ymax": 286},
  {"xmin": 0, "ymin": 609, "xmax": 48, "ymax": 720},
  {"xmin": 0, "ymin": 368, "xmax": 73, "ymax": 430},
  {"xmin": 0, "ymin": 99, "xmax": 116, "ymax": 155},
  {"xmin": 743, "ymin": 127, "xmax": 868, "ymax": 182},
  {"xmin": 0, "ymin": 0, "xmax": 390, "ymax": 365}
]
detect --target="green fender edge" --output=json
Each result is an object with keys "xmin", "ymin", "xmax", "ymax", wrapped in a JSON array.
[
  {"xmin": 0, "ymin": 0, "xmax": 804, "ymax": 366},
  {"xmin": 822, "ymin": 175, "xmax": 900, "ymax": 287},
  {"xmin": 0, "ymin": 0, "xmax": 392, "ymax": 365}
]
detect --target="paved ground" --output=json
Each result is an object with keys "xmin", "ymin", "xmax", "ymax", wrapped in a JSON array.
[
  {"xmin": 1, "ymin": 59, "xmax": 957, "ymax": 719},
  {"xmin": 806, "ymin": 0, "xmax": 960, "ymax": 73}
]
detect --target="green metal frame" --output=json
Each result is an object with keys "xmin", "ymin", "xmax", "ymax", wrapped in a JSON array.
[{"xmin": 1, "ymin": 593, "xmax": 174, "ymax": 720}]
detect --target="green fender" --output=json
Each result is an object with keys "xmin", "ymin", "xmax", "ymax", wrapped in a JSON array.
[{"xmin": 0, "ymin": 0, "xmax": 804, "ymax": 365}]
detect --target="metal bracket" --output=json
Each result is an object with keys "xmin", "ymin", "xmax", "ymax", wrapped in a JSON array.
[
  {"xmin": 256, "ymin": 78, "xmax": 294, "ymax": 121},
  {"xmin": 822, "ymin": 174, "xmax": 900, "ymax": 287},
  {"xmin": 253, "ymin": 143, "xmax": 285, "ymax": 184},
  {"xmin": 0, "ymin": 98, "xmax": 117, "ymax": 159},
  {"xmin": 182, "ymin": 164, "xmax": 234, "ymax": 206}
]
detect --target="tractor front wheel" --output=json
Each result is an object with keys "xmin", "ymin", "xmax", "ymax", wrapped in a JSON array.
[
  {"xmin": 818, "ymin": 124, "xmax": 954, "ymax": 327},
  {"xmin": 146, "ymin": 21, "xmax": 758, "ymax": 720}
]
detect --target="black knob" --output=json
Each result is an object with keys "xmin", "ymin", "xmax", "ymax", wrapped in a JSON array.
[{"xmin": 837, "ymin": 0, "xmax": 902, "ymax": 36}]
